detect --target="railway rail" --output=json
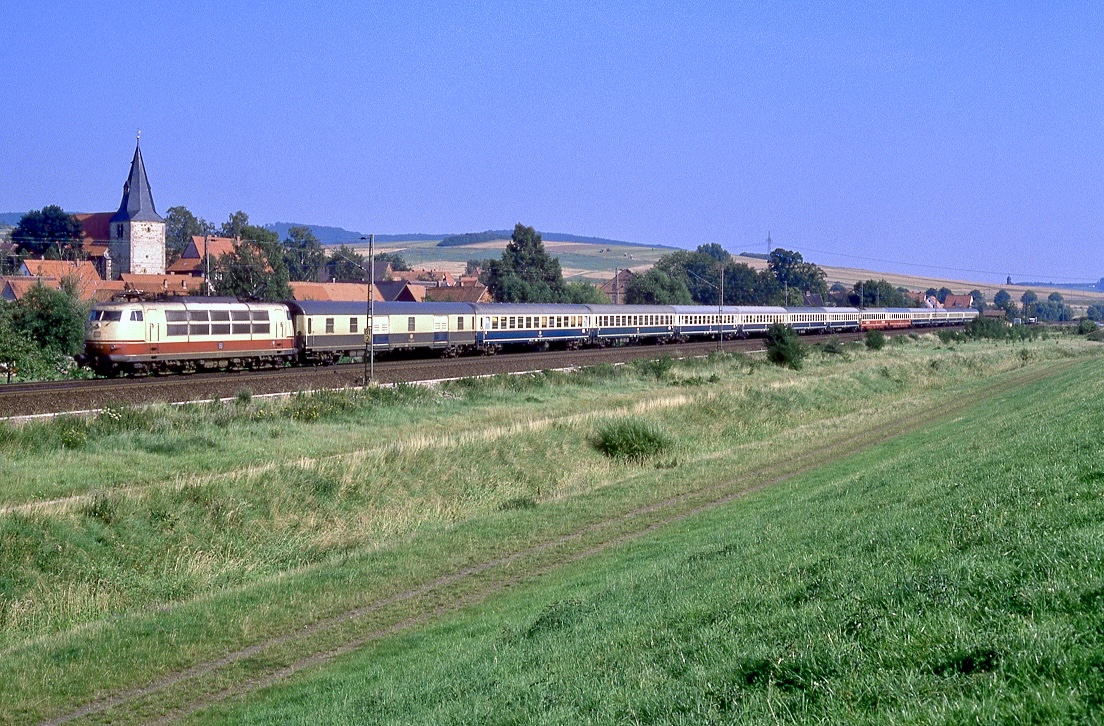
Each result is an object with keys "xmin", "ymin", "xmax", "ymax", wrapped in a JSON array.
[{"xmin": 0, "ymin": 329, "xmax": 941, "ymax": 420}]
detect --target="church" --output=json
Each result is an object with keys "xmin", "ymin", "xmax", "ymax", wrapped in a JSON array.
[{"xmin": 77, "ymin": 138, "xmax": 166, "ymax": 280}]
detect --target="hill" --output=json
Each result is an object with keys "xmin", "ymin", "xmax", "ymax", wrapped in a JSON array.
[
  {"xmin": 264, "ymin": 222, "xmax": 442, "ymax": 246},
  {"xmin": 438, "ymin": 229, "xmax": 669, "ymax": 248}
]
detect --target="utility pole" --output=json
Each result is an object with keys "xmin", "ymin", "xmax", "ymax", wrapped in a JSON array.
[
  {"xmin": 205, "ymin": 234, "xmax": 212, "ymax": 296},
  {"xmin": 361, "ymin": 234, "xmax": 375, "ymax": 385},
  {"xmin": 766, "ymin": 231, "xmax": 772, "ymax": 256},
  {"xmin": 718, "ymin": 263, "xmax": 724, "ymax": 351}
]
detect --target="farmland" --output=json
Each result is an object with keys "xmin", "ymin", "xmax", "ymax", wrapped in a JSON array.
[{"xmin": 1, "ymin": 333, "xmax": 1102, "ymax": 722}]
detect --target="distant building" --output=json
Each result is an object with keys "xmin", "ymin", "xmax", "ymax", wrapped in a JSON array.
[
  {"xmin": 943, "ymin": 294, "xmax": 973, "ymax": 309},
  {"xmin": 599, "ymin": 269, "xmax": 635, "ymax": 304},
  {"xmin": 423, "ymin": 284, "xmax": 492, "ymax": 303},
  {"xmin": 69, "ymin": 138, "xmax": 166, "ymax": 279},
  {"xmin": 166, "ymin": 236, "xmax": 237, "ymax": 276}
]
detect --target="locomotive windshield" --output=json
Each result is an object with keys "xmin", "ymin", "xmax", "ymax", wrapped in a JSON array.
[{"xmin": 89, "ymin": 310, "xmax": 123, "ymax": 322}]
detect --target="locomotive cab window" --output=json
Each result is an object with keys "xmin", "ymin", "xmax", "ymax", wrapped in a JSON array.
[{"xmin": 130, "ymin": 310, "xmax": 143, "ymax": 322}]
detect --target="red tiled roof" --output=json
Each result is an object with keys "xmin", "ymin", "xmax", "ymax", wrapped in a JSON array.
[
  {"xmin": 289, "ymin": 281, "xmax": 384, "ymax": 302},
  {"xmin": 2, "ymin": 276, "xmax": 58, "ymax": 301},
  {"xmin": 119, "ymin": 274, "xmax": 195, "ymax": 295},
  {"xmin": 182, "ymin": 235, "xmax": 237, "ymax": 259},
  {"xmin": 75, "ymin": 212, "xmax": 114, "ymax": 245},
  {"xmin": 423, "ymin": 285, "xmax": 492, "ymax": 303},
  {"xmin": 943, "ymin": 294, "xmax": 973, "ymax": 309}
]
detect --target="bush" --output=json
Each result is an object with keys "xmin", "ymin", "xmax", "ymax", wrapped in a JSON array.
[
  {"xmin": 864, "ymin": 330, "xmax": 885, "ymax": 350},
  {"xmin": 937, "ymin": 329, "xmax": 963, "ymax": 345},
  {"xmin": 1077, "ymin": 319, "xmax": 1098, "ymax": 335},
  {"xmin": 765, "ymin": 324, "xmax": 805, "ymax": 370},
  {"xmin": 594, "ymin": 419, "xmax": 671, "ymax": 461}
]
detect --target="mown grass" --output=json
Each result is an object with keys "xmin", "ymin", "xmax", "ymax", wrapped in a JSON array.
[
  {"xmin": 0, "ymin": 333, "xmax": 1099, "ymax": 722},
  {"xmin": 207, "ymin": 348, "xmax": 1104, "ymax": 724}
]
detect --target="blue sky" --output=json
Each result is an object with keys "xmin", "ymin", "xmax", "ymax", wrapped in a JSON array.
[{"xmin": 1, "ymin": 2, "xmax": 1101, "ymax": 283}]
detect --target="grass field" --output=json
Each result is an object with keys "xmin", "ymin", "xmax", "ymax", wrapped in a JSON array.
[{"xmin": 1, "ymin": 332, "xmax": 1102, "ymax": 723}]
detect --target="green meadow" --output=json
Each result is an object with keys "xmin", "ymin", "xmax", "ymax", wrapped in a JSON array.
[{"xmin": 0, "ymin": 332, "xmax": 1101, "ymax": 723}]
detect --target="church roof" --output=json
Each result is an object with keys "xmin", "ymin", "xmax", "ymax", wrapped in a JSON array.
[{"xmin": 112, "ymin": 141, "xmax": 163, "ymax": 224}]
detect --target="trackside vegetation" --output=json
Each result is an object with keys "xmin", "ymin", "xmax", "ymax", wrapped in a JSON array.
[
  {"xmin": 0, "ymin": 332, "xmax": 1101, "ymax": 723},
  {"xmin": 213, "ymin": 353, "xmax": 1104, "ymax": 724}
]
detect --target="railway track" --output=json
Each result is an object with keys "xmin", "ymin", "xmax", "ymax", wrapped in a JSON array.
[{"xmin": 0, "ymin": 329, "xmax": 935, "ymax": 419}]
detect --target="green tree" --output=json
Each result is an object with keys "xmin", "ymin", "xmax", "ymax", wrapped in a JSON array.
[
  {"xmin": 768, "ymin": 248, "xmax": 828, "ymax": 298},
  {"xmin": 11, "ymin": 280, "xmax": 86, "ymax": 355},
  {"xmin": 969, "ymin": 289, "xmax": 986, "ymax": 311},
  {"xmin": 1087, "ymin": 303, "xmax": 1104, "ymax": 321},
  {"xmin": 655, "ymin": 249, "xmax": 724, "ymax": 304},
  {"xmin": 993, "ymin": 289, "xmax": 1012, "ymax": 309},
  {"xmin": 214, "ymin": 241, "xmax": 291, "ymax": 301},
  {"xmin": 850, "ymin": 279, "xmax": 907, "ymax": 307},
  {"xmin": 696, "ymin": 242, "xmax": 730, "ymax": 264},
  {"xmin": 723, "ymin": 262, "xmax": 782, "ymax": 305},
  {"xmin": 765, "ymin": 323, "xmax": 805, "ymax": 370},
  {"xmin": 164, "ymin": 206, "xmax": 215, "ymax": 265},
  {"xmin": 282, "ymin": 225, "xmax": 326, "ymax": 282},
  {"xmin": 937, "ymin": 287, "xmax": 953, "ymax": 303},
  {"xmin": 624, "ymin": 268, "xmax": 693, "ymax": 304},
  {"xmin": 326, "ymin": 244, "xmax": 368, "ymax": 281},
  {"xmin": 10, "ymin": 206, "xmax": 82, "ymax": 258},
  {"xmin": 220, "ymin": 210, "xmax": 252, "ymax": 240},
  {"xmin": 1020, "ymin": 290, "xmax": 1038, "ymax": 305},
  {"xmin": 564, "ymin": 280, "xmax": 608, "ymax": 304},
  {"xmin": 372, "ymin": 252, "xmax": 409, "ymax": 272},
  {"xmin": 1048, "ymin": 291, "xmax": 1064, "ymax": 303},
  {"xmin": 484, "ymin": 224, "xmax": 567, "ymax": 303}
]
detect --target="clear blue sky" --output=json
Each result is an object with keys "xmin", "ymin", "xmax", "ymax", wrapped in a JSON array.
[{"xmin": 1, "ymin": 2, "xmax": 1101, "ymax": 283}]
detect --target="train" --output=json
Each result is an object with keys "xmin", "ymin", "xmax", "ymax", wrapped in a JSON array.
[{"xmin": 80, "ymin": 299, "xmax": 979, "ymax": 376}]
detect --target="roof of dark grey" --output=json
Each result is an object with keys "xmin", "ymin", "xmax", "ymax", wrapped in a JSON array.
[
  {"xmin": 284, "ymin": 300, "xmax": 476, "ymax": 316},
  {"xmin": 112, "ymin": 142, "xmax": 163, "ymax": 223}
]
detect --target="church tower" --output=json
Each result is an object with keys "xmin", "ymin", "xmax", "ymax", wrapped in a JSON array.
[{"xmin": 109, "ymin": 137, "xmax": 165, "ymax": 277}]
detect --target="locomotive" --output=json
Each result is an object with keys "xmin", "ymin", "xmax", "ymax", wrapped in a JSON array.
[{"xmin": 81, "ymin": 298, "xmax": 978, "ymax": 376}]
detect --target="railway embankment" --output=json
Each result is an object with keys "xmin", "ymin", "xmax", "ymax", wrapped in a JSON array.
[{"xmin": 1, "ymin": 333, "xmax": 1101, "ymax": 724}]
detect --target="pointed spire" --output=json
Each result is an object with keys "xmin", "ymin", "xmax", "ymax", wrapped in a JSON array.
[{"xmin": 112, "ymin": 138, "xmax": 163, "ymax": 223}]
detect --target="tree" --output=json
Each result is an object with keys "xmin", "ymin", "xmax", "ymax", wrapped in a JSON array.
[
  {"xmin": 696, "ymin": 243, "xmax": 730, "ymax": 264},
  {"xmin": 10, "ymin": 206, "xmax": 82, "ymax": 258},
  {"xmin": 768, "ymin": 248, "xmax": 828, "ymax": 298},
  {"xmin": 721, "ymin": 262, "xmax": 780, "ymax": 305},
  {"xmin": 326, "ymin": 244, "xmax": 368, "ymax": 282},
  {"xmin": 765, "ymin": 323, "xmax": 805, "ymax": 370},
  {"xmin": 11, "ymin": 280, "xmax": 86, "ymax": 355},
  {"xmin": 1020, "ymin": 290, "xmax": 1038, "ymax": 305},
  {"xmin": 214, "ymin": 241, "xmax": 291, "ymax": 301},
  {"xmin": 937, "ymin": 287, "xmax": 953, "ymax": 304},
  {"xmin": 484, "ymin": 224, "xmax": 567, "ymax": 303},
  {"xmin": 655, "ymin": 250, "xmax": 725, "ymax": 304},
  {"xmin": 1087, "ymin": 303, "xmax": 1104, "ymax": 321},
  {"xmin": 1032, "ymin": 300, "xmax": 1073, "ymax": 322},
  {"xmin": 850, "ymin": 279, "xmax": 907, "ymax": 307},
  {"xmin": 1048, "ymin": 291, "xmax": 1064, "ymax": 303},
  {"xmin": 969, "ymin": 289, "xmax": 986, "ymax": 311},
  {"xmin": 164, "ymin": 206, "xmax": 215, "ymax": 265},
  {"xmin": 993, "ymin": 289, "xmax": 1012, "ymax": 309},
  {"xmin": 374, "ymin": 252, "xmax": 411, "ymax": 272},
  {"xmin": 220, "ymin": 210, "xmax": 252, "ymax": 240},
  {"xmin": 564, "ymin": 281, "xmax": 608, "ymax": 304},
  {"xmin": 282, "ymin": 225, "xmax": 326, "ymax": 282},
  {"xmin": 624, "ymin": 268, "xmax": 693, "ymax": 305}
]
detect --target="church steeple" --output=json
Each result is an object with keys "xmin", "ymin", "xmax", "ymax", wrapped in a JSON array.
[{"xmin": 112, "ymin": 135, "xmax": 163, "ymax": 223}]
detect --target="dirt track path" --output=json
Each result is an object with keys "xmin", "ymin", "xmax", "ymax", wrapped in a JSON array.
[{"xmin": 40, "ymin": 361, "xmax": 1073, "ymax": 725}]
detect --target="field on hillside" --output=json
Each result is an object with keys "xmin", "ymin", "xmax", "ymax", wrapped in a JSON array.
[
  {"xmin": 352, "ymin": 237, "xmax": 1104, "ymax": 306},
  {"xmin": 350, "ymin": 238, "xmax": 669, "ymax": 282},
  {"xmin": 2, "ymin": 332, "xmax": 1102, "ymax": 723}
]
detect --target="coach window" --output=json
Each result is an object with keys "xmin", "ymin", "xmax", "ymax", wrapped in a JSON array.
[
  {"xmin": 457, "ymin": 316, "xmax": 464, "ymax": 331},
  {"xmin": 408, "ymin": 316, "xmax": 416, "ymax": 332},
  {"xmin": 325, "ymin": 318, "xmax": 335, "ymax": 334},
  {"xmin": 350, "ymin": 317, "xmax": 358, "ymax": 334}
]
